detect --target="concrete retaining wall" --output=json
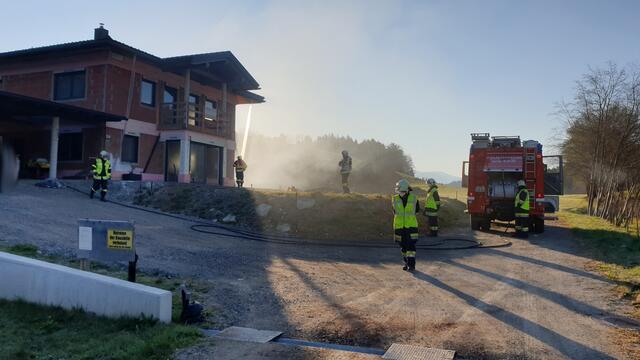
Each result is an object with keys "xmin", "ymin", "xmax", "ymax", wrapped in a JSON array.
[{"xmin": 0, "ymin": 251, "xmax": 172, "ymax": 323}]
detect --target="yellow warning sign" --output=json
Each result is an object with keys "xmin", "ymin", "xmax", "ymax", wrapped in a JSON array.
[{"xmin": 107, "ymin": 229, "xmax": 133, "ymax": 250}]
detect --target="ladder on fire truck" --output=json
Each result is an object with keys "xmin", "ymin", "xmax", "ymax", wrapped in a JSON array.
[{"xmin": 524, "ymin": 147, "xmax": 536, "ymax": 189}]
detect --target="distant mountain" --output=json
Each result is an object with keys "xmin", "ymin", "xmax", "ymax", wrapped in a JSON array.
[{"xmin": 414, "ymin": 171, "xmax": 461, "ymax": 185}]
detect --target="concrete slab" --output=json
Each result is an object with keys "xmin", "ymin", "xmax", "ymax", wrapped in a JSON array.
[
  {"xmin": 0, "ymin": 251, "xmax": 172, "ymax": 323},
  {"xmin": 382, "ymin": 344, "xmax": 455, "ymax": 360},
  {"xmin": 216, "ymin": 326, "xmax": 283, "ymax": 343}
]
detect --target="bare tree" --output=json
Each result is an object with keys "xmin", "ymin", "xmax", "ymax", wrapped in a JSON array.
[{"xmin": 561, "ymin": 63, "xmax": 640, "ymax": 227}]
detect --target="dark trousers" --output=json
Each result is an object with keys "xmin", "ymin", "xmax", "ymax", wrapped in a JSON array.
[
  {"xmin": 396, "ymin": 230, "xmax": 417, "ymax": 269},
  {"xmin": 427, "ymin": 215, "xmax": 439, "ymax": 236},
  {"xmin": 90, "ymin": 179, "xmax": 108, "ymax": 200},
  {"xmin": 236, "ymin": 171, "xmax": 244, "ymax": 187},
  {"xmin": 341, "ymin": 173, "xmax": 350, "ymax": 193},
  {"xmin": 515, "ymin": 215, "xmax": 529, "ymax": 238}
]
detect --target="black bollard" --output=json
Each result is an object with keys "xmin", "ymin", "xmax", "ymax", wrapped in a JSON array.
[{"xmin": 128, "ymin": 253, "xmax": 138, "ymax": 282}]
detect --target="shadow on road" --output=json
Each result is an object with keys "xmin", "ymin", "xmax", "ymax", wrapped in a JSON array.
[
  {"xmin": 444, "ymin": 259, "xmax": 639, "ymax": 328},
  {"xmin": 411, "ymin": 270, "xmax": 617, "ymax": 360}
]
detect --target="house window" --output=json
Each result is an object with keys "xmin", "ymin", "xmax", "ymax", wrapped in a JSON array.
[
  {"xmin": 58, "ymin": 132, "xmax": 83, "ymax": 161},
  {"xmin": 121, "ymin": 135, "xmax": 139, "ymax": 163},
  {"xmin": 163, "ymin": 86, "xmax": 177, "ymax": 104},
  {"xmin": 141, "ymin": 79, "xmax": 156, "ymax": 106},
  {"xmin": 205, "ymin": 100, "xmax": 217, "ymax": 121},
  {"xmin": 54, "ymin": 71, "xmax": 85, "ymax": 100}
]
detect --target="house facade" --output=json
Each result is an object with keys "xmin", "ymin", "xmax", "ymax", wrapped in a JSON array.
[{"xmin": 0, "ymin": 26, "xmax": 263, "ymax": 185}]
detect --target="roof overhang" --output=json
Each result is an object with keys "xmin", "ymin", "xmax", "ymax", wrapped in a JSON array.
[
  {"xmin": 163, "ymin": 51, "xmax": 260, "ymax": 91},
  {"xmin": 236, "ymin": 90, "xmax": 265, "ymax": 104},
  {"xmin": 0, "ymin": 90, "xmax": 126, "ymax": 126}
]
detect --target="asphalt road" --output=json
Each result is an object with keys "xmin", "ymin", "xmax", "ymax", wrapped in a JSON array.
[{"xmin": 0, "ymin": 182, "xmax": 636, "ymax": 359}]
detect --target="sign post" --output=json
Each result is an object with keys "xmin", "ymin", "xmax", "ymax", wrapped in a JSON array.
[{"xmin": 77, "ymin": 219, "xmax": 137, "ymax": 282}]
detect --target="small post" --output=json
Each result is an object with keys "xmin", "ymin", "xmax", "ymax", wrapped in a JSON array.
[
  {"xmin": 127, "ymin": 253, "xmax": 138, "ymax": 282},
  {"xmin": 79, "ymin": 259, "xmax": 89, "ymax": 271}
]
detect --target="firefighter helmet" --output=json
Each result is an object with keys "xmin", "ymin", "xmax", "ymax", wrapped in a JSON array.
[
  {"xmin": 99, "ymin": 150, "xmax": 108, "ymax": 157},
  {"xmin": 517, "ymin": 180, "xmax": 526, "ymax": 187},
  {"xmin": 427, "ymin": 178, "xmax": 436, "ymax": 186},
  {"xmin": 396, "ymin": 179, "xmax": 410, "ymax": 193},
  {"xmin": 342, "ymin": 150, "xmax": 349, "ymax": 156}
]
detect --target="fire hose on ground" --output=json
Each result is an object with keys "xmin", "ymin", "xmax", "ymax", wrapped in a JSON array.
[{"xmin": 64, "ymin": 183, "xmax": 512, "ymax": 250}]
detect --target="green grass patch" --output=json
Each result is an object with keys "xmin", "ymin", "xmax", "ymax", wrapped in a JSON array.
[
  {"xmin": 0, "ymin": 244, "xmax": 213, "ymax": 358},
  {"xmin": 559, "ymin": 195, "xmax": 640, "ymax": 312},
  {"xmin": 8, "ymin": 244, "xmax": 39, "ymax": 257},
  {"xmin": 0, "ymin": 299, "xmax": 201, "ymax": 360}
]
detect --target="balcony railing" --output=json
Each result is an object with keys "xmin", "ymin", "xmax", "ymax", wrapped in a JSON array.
[{"xmin": 159, "ymin": 102, "xmax": 230, "ymax": 138}]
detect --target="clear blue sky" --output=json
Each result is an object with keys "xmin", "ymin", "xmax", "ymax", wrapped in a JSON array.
[{"xmin": 2, "ymin": 0, "xmax": 639, "ymax": 176}]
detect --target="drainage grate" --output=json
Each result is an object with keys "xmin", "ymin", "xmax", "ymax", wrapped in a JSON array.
[
  {"xmin": 382, "ymin": 344, "xmax": 455, "ymax": 360},
  {"xmin": 215, "ymin": 326, "xmax": 283, "ymax": 343}
]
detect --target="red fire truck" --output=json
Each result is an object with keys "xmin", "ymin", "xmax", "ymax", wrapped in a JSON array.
[{"xmin": 461, "ymin": 133, "xmax": 563, "ymax": 233}]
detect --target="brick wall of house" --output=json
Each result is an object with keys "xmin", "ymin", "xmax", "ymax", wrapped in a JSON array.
[
  {"xmin": 0, "ymin": 44, "xmax": 254, "ymax": 183},
  {"xmin": 0, "ymin": 49, "xmax": 243, "ymax": 130}
]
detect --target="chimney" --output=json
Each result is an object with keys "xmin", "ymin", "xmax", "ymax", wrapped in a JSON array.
[{"xmin": 94, "ymin": 24, "xmax": 110, "ymax": 40}]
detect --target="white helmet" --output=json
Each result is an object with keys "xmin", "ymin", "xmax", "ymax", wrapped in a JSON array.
[
  {"xmin": 427, "ymin": 178, "xmax": 436, "ymax": 186},
  {"xmin": 395, "ymin": 179, "xmax": 410, "ymax": 193},
  {"xmin": 99, "ymin": 150, "xmax": 108, "ymax": 157},
  {"xmin": 517, "ymin": 180, "xmax": 526, "ymax": 187}
]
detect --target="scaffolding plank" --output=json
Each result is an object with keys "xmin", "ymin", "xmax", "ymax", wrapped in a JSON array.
[{"xmin": 382, "ymin": 344, "xmax": 455, "ymax": 360}]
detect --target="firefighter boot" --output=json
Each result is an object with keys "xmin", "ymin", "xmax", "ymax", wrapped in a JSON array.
[
  {"xmin": 89, "ymin": 189, "xmax": 95, "ymax": 199},
  {"xmin": 407, "ymin": 256, "xmax": 416, "ymax": 271},
  {"xmin": 402, "ymin": 256, "xmax": 408, "ymax": 271},
  {"xmin": 100, "ymin": 190, "xmax": 107, "ymax": 202}
]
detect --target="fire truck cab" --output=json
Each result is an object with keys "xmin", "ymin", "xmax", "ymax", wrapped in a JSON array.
[{"xmin": 462, "ymin": 133, "xmax": 563, "ymax": 233}]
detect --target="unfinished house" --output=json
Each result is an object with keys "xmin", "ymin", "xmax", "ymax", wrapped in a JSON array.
[{"xmin": 0, "ymin": 25, "xmax": 263, "ymax": 185}]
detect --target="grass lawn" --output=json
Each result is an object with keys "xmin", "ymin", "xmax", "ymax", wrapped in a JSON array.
[
  {"xmin": 0, "ymin": 244, "xmax": 204, "ymax": 360},
  {"xmin": 0, "ymin": 299, "xmax": 200, "ymax": 360},
  {"xmin": 559, "ymin": 195, "xmax": 640, "ymax": 313},
  {"xmin": 135, "ymin": 183, "xmax": 469, "ymax": 241}
]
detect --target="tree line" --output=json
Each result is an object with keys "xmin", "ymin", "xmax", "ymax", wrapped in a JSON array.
[{"xmin": 561, "ymin": 63, "xmax": 640, "ymax": 229}]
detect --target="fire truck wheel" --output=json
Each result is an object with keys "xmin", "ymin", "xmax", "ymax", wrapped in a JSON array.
[{"xmin": 471, "ymin": 216, "xmax": 484, "ymax": 230}]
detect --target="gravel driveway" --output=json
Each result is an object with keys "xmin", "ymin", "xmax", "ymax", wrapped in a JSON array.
[{"xmin": 0, "ymin": 182, "xmax": 636, "ymax": 359}]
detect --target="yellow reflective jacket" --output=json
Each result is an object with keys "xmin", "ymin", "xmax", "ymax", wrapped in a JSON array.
[
  {"xmin": 425, "ymin": 186, "xmax": 441, "ymax": 216},
  {"xmin": 515, "ymin": 187, "xmax": 530, "ymax": 215},
  {"xmin": 393, "ymin": 193, "xmax": 418, "ymax": 229},
  {"xmin": 92, "ymin": 158, "xmax": 111, "ymax": 180}
]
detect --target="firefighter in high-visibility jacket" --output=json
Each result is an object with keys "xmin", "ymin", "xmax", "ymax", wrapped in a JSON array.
[
  {"xmin": 233, "ymin": 156, "xmax": 248, "ymax": 188},
  {"xmin": 514, "ymin": 180, "xmax": 530, "ymax": 238},
  {"xmin": 424, "ymin": 178, "xmax": 441, "ymax": 237},
  {"xmin": 392, "ymin": 179, "xmax": 420, "ymax": 271},
  {"xmin": 90, "ymin": 150, "xmax": 111, "ymax": 202}
]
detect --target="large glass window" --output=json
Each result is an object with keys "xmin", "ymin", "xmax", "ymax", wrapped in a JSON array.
[
  {"xmin": 54, "ymin": 71, "xmax": 85, "ymax": 100},
  {"xmin": 58, "ymin": 132, "xmax": 83, "ymax": 161},
  {"xmin": 190, "ymin": 141, "xmax": 222, "ymax": 185},
  {"xmin": 121, "ymin": 135, "xmax": 139, "ymax": 163},
  {"xmin": 165, "ymin": 140, "xmax": 180, "ymax": 182},
  {"xmin": 141, "ymin": 79, "xmax": 156, "ymax": 106}
]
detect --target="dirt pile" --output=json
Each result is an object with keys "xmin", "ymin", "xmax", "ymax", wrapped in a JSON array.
[{"xmin": 134, "ymin": 184, "xmax": 467, "ymax": 241}]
